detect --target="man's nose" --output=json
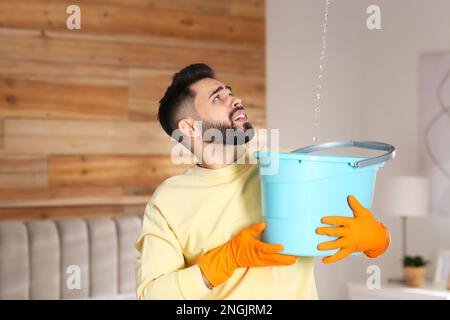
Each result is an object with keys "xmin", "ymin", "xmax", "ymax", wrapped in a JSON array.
[{"xmin": 230, "ymin": 97, "xmax": 242, "ymax": 109}]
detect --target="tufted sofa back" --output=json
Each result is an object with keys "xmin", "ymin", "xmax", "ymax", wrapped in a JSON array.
[{"xmin": 0, "ymin": 215, "xmax": 142, "ymax": 299}]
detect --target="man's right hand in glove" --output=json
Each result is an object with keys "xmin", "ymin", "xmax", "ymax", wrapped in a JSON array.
[{"xmin": 198, "ymin": 221, "xmax": 298, "ymax": 288}]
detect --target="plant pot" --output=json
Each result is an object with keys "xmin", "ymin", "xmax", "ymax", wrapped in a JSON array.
[{"xmin": 403, "ymin": 266, "xmax": 426, "ymax": 288}]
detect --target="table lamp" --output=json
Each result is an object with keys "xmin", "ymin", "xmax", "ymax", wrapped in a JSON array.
[{"xmin": 381, "ymin": 175, "xmax": 429, "ymax": 259}]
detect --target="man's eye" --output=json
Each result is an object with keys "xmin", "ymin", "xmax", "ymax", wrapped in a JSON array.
[{"xmin": 213, "ymin": 95, "xmax": 219, "ymax": 102}]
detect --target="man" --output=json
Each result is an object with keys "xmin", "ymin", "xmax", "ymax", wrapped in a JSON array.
[{"xmin": 135, "ymin": 63, "xmax": 390, "ymax": 299}]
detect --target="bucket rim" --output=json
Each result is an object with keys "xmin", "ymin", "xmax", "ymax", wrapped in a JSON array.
[{"xmin": 254, "ymin": 150, "xmax": 385, "ymax": 167}]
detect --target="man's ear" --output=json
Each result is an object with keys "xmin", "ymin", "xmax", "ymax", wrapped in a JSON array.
[{"xmin": 178, "ymin": 118, "xmax": 201, "ymax": 138}]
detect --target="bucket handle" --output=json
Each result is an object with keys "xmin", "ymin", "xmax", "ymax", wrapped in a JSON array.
[{"xmin": 292, "ymin": 140, "xmax": 396, "ymax": 168}]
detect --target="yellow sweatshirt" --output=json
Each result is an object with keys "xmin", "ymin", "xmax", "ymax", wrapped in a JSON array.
[{"xmin": 135, "ymin": 150, "xmax": 318, "ymax": 300}]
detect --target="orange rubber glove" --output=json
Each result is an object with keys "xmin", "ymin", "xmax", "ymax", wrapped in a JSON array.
[
  {"xmin": 316, "ymin": 195, "xmax": 391, "ymax": 264},
  {"xmin": 198, "ymin": 221, "xmax": 298, "ymax": 288}
]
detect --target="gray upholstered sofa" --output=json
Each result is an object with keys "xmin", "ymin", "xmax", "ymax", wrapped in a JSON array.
[{"xmin": 0, "ymin": 215, "xmax": 142, "ymax": 299}]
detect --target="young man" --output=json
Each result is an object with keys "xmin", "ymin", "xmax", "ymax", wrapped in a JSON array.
[{"xmin": 135, "ymin": 64, "xmax": 390, "ymax": 299}]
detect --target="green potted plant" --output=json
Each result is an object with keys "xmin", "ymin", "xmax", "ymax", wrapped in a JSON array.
[{"xmin": 403, "ymin": 255, "xmax": 428, "ymax": 287}]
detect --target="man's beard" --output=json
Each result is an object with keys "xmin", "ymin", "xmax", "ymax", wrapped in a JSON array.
[{"xmin": 201, "ymin": 120, "xmax": 255, "ymax": 145}]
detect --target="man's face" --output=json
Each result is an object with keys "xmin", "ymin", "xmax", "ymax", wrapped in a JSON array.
[{"xmin": 190, "ymin": 78, "xmax": 254, "ymax": 145}]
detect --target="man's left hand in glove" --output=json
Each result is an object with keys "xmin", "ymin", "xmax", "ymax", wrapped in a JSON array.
[{"xmin": 316, "ymin": 195, "xmax": 391, "ymax": 264}]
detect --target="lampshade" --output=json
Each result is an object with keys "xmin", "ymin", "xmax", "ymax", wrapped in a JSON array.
[{"xmin": 381, "ymin": 175, "xmax": 429, "ymax": 218}]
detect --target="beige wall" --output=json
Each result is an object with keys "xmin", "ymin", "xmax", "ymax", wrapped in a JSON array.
[
  {"xmin": 267, "ymin": 0, "xmax": 450, "ymax": 299},
  {"xmin": 361, "ymin": 0, "xmax": 450, "ymax": 300},
  {"xmin": 267, "ymin": 0, "xmax": 367, "ymax": 150}
]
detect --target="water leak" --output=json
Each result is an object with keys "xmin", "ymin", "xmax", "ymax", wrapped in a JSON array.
[{"xmin": 312, "ymin": 0, "xmax": 330, "ymax": 143}]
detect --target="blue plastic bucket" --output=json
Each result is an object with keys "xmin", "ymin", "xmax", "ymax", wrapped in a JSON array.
[{"xmin": 255, "ymin": 141, "xmax": 395, "ymax": 257}]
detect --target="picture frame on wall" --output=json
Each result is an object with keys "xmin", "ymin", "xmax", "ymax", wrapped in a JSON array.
[
  {"xmin": 419, "ymin": 53, "xmax": 450, "ymax": 218},
  {"xmin": 433, "ymin": 249, "xmax": 450, "ymax": 287}
]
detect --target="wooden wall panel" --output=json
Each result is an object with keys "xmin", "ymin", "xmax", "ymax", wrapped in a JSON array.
[
  {"xmin": 48, "ymin": 155, "xmax": 192, "ymax": 189},
  {"xmin": 3, "ymin": 119, "xmax": 174, "ymax": 155},
  {"xmin": 0, "ymin": 78, "xmax": 128, "ymax": 120},
  {"xmin": 231, "ymin": 0, "xmax": 265, "ymax": 18},
  {"xmin": 116, "ymin": 0, "xmax": 230, "ymax": 15},
  {"xmin": 78, "ymin": 0, "xmax": 264, "ymax": 19},
  {"xmin": 0, "ymin": 30, "xmax": 264, "ymax": 76},
  {"xmin": 0, "ymin": 186, "xmax": 126, "ymax": 202},
  {"xmin": 0, "ymin": 196, "xmax": 149, "ymax": 209},
  {"xmin": 0, "ymin": 204, "xmax": 145, "ymax": 222},
  {"xmin": 0, "ymin": 60, "xmax": 128, "ymax": 85},
  {"xmin": 0, "ymin": 0, "xmax": 265, "ymax": 220},
  {"xmin": 0, "ymin": 0, "xmax": 264, "ymax": 46},
  {"xmin": 0, "ymin": 185, "xmax": 152, "ymax": 221},
  {"xmin": 0, "ymin": 186, "xmax": 155, "ymax": 207},
  {"xmin": 0, "ymin": 156, "xmax": 48, "ymax": 189},
  {"xmin": 0, "ymin": 119, "xmax": 3, "ymax": 149}
]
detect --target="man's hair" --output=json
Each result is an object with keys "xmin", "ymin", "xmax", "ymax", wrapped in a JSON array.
[{"xmin": 158, "ymin": 63, "xmax": 215, "ymax": 137}]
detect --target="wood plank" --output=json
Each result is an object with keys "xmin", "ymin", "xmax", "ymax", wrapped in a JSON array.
[
  {"xmin": 43, "ymin": 29, "xmax": 263, "ymax": 53},
  {"xmin": 0, "ymin": 186, "xmax": 125, "ymax": 202},
  {"xmin": 3, "ymin": 119, "xmax": 175, "ymax": 155},
  {"xmin": 127, "ymin": 68, "xmax": 176, "ymax": 122},
  {"xmin": 0, "ymin": 185, "xmax": 152, "ymax": 219},
  {"xmin": 91, "ymin": 0, "xmax": 230, "ymax": 16},
  {"xmin": 128, "ymin": 99, "xmax": 158, "ymax": 122},
  {"xmin": 0, "ymin": 196, "xmax": 148, "ymax": 209},
  {"xmin": 0, "ymin": 204, "xmax": 144, "ymax": 221},
  {"xmin": 48, "ymin": 155, "xmax": 192, "ymax": 188},
  {"xmin": 0, "ymin": 0, "xmax": 264, "ymax": 47},
  {"xmin": 0, "ymin": 156, "xmax": 48, "ymax": 189},
  {"xmin": 0, "ymin": 27, "xmax": 263, "ymax": 52},
  {"xmin": 0, "ymin": 186, "xmax": 153, "ymax": 209},
  {"xmin": 0, "ymin": 119, "xmax": 3, "ymax": 149},
  {"xmin": 128, "ymin": 69, "xmax": 174, "ymax": 103},
  {"xmin": 0, "ymin": 59, "xmax": 128, "ymax": 85},
  {"xmin": 231, "ymin": 0, "xmax": 265, "ymax": 19},
  {"xmin": 0, "ymin": 186, "xmax": 155, "ymax": 200},
  {"xmin": 0, "ymin": 78, "xmax": 128, "ymax": 120},
  {"xmin": 73, "ymin": 0, "xmax": 265, "ymax": 19},
  {"xmin": 0, "ymin": 29, "xmax": 264, "ymax": 76}
]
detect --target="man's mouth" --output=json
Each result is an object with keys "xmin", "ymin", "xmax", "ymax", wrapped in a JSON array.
[{"xmin": 232, "ymin": 109, "xmax": 248, "ymax": 123}]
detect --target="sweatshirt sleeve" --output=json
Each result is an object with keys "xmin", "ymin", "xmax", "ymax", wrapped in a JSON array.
[{"xmin": 135, "ymin": 202, "xmax": 211, "ymax": 300}]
